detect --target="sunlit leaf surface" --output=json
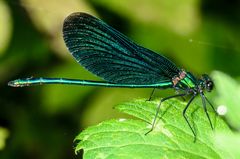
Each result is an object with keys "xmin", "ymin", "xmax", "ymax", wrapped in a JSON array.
[
  {"xmin": 0, "ymin": 127, "xmax": 9, "ymax": 150},
  {"xmin": 75, "ymin": 99, "xmax": 231, "ymax": 159},
  {"xmin": 212, "ymin": 71, "xmax": 240, "ymax": 129},
  {"xmin": 0, "ymin": 0, "xmax": 12, "ymax": 56}
]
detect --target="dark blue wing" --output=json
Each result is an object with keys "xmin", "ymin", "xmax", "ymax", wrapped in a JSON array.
[{"xmin": 63, "ymin": 12, "xmax": 180, "ymax": 84}]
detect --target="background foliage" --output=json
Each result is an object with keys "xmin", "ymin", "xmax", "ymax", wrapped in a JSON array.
[{"xmin": 0, "ymin": 0, "xmax": 239, "ymax": 158}]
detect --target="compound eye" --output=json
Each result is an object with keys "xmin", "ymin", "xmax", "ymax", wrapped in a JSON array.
[{"xmin": 206, "ymin": 81, "xmax": 214, "ymax": 92}]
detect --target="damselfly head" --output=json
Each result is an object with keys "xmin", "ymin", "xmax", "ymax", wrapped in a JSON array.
[{"xmin": 201, "ymin": 74, "xmax": 214, "ymax": 92}]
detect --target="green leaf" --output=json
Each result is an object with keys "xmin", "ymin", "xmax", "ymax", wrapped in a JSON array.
[
  {"xmin": 0, "ymin": 127, "xmax": 9, "ymax": 150},
  {"xmin": 75, "ymin": 99, "xmax": 232, "ymax": 159},
  {"xmin": 214, "ymin": 133, "xmax": 240, "ymax": 159},
  {"xmin": 212, "ymin": 71, "xmax": 240, "ymax": 129},
  {"xmin": 0, "ymin": 0, "xmax": 12, "ymax": 56}
]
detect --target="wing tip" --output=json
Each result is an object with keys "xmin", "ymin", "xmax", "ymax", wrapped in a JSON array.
[
  {"xmin": 63, "ymin": 12, "xmax": 96, "ymax": 26},
  {"xmin": 62, "ymin": 12, "xmax": 99, "ymax": 36}
]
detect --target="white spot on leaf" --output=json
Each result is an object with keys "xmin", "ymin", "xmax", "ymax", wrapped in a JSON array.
[
  {"xmin": 217, "ymin": 105, "xmax": 227, "ymax": 115},
  {"xmin": 119, "ymin": 118, "xmax": 126, "ymax": 122}
]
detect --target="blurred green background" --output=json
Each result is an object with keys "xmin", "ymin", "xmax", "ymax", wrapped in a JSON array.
[{"xmin": 0, "ymin": 0, "xmax": 239, "ymax": 158}]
